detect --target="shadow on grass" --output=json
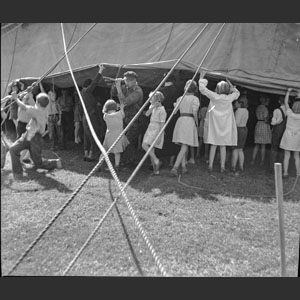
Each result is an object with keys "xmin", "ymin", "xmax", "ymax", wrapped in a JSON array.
[
  {"xmin": 41, "ymin": 140, "xmax": 300, "ymax": 202},
  {"xmin": 1, "ymin": 165, "xmax": 72, "ymax": 193}
]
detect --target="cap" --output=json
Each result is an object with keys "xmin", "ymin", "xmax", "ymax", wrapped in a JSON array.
[{"xmin": 123, "ymin": 71, "xmax": 137, "ymax": 79}]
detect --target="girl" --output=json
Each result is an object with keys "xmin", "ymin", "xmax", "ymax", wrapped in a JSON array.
[
  {"xmin": 279, "ymin": 88, "xmax": 300, "ymax": 178},
  {"xmin": 251, "ymin": 95, "xmax": 272, "ymax": 166},
  {"xmin": 231, "ymin": 96, "xmax": 249, "ymax": 175},
  {"xmin": 196, "ymin": 96, "xmax": 209, "ymax": 161},
  {"xmin": 101, "ymin": 99, "xmax": 129, "ymax": 172},
  {"xmin": 170, "ymin": 80, "xmax": 200, "ymax": 176},
  {"xmin": 198, "ymin": 73, "xmax": 240, "ymax": 173},
  {"xmin": 142, "ymin": 91, "xmax": 167, "ymax": 175}
]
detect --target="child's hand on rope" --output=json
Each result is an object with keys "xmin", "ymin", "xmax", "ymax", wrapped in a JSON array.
[{"xmin": 99, "ymin": 64, "xmax": 105, "ymax": 74}]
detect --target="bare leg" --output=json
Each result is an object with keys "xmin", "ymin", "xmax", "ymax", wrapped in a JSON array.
[
  {"xmin": 174, "ymin": 144, "xmax": 188, "ymax": 169},
  {"xmin": 231, "ymin": 148, "xmax": 238, "ymax": 171},
  {"xmin": 169, "ymin": 155, "xmax": 175, "ymax": 167},
  {"xmin": 114, "ymin": 152, "xmax": 121, "ymax": 167},
  {"xmin": 252, "ymin": 144, "xmax": 259, "ymax": 163},
  {"xmin": 220, "ymin": 145, "xmax": 226, "ymax": 171},
  {"xmin": 74, "ymin": 122, "xmax": 80, "ymax": 143},
  {"xmin": 293, "ymin": 151, "xmax": 299, "ymax": 176},
  {"xmin": 208, "ymin": 144, "xmax": 217, "ymax": 170},
  {"xmin": 238, "ymin": 149, "xmax": 245, "ymax": 171},
  {"xmin": 260, "ymin": 144, "xmax": 266, "ymax": 164},
  {"xmin": 283, "ymin": 150, "xmax": 291, "ymax": 176}
]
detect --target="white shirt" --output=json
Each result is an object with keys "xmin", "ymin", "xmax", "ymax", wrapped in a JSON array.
[
  {"xmin": 271, "ymin": 105, "xmax": 286, "ymax": 125},
  {"xmin": 235, "ymin": 108, "xmax": 249, "ymax": 127}
]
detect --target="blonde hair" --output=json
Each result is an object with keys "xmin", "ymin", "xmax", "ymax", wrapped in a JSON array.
[
  {"xmin": 292, "ymin": 101, "xmax": 300, "ymax": 114},
  {"xmin": 215, "ymin": 81, "xmax": 231, "ymax": 95},
  {"xmin": 103, "ymin": 99, "xmax": 118, "ymax": 113},
  {"xmin": 149, "ymin": 91, "xmax": 165, "ymax": 103}
]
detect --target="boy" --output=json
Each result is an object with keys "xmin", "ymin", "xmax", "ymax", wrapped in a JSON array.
[{"xmin": 9, "ymin": 90, "xmax": 62, "ymax": 180}]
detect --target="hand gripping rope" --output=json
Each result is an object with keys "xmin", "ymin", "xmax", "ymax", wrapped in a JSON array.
[
  {"xmin": 60, "ymin": 23, "xmax": 168, "ymax": 277},
  {"xmin": 5, "ymin": 23, "xmax": 98, "ymax": 276},
  {"xmin": 62, "ymin": 24, "xmax": 213, "ymax": 276},
  {"xmin": 6, "ymin": 23, "xmax": 213, "ymax": 276}
]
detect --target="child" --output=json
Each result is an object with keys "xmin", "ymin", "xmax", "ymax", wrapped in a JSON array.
[
  {"xmin": 198, "ymin": 73, "xmax": 240, "ymax": 173},
  {"xmin": 196, "ymin": 96, "xmax": 209, "ymax": 161},
  {"xmin": 9, "ymin": 90, "xmax": 62, "ymax": 180},
  {"xmin": 16, "ymin": 87, "xmax": 36, "ymax": 163},
  {"xmin": 269, "ymin": 95, "xmax": 287, "ymax": 172},
  {"xmin": 231, "ymin": 96, "xmax": 249, "ymax": 175},
  {"xmin": 279, "ymin": 88, "xmax": 300, "ymax": 178},
  {"xmin": 100, "ymin": 99, "xmax": 129, "ymax": 172},
  {"xmin": 39, "ymin": 82, "xmax": 63, "ymax": 151},
  {"xmin": 142, "ymin": 91, "xmax": 167, "ymax": 175},
  {"xmin": 170, "ymin": 80, "xmax": 200, "ymax": 176},
  {"xmin": 251, "ymin": 95, "xmax": 272, "ymax": 166}
]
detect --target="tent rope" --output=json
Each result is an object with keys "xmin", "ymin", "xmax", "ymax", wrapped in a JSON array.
[
  {"xmin": 177, "ymin": 174, "xmax": 299, "ymax": 199},
  {"xmin": 5, "ymin": 23, "xmax": 98, "ymax": 277},
  {"xmin": 6, "ymin": 22, "xmax": 210, "ymax": 276},
  {"xmin": 62, "ymin": 24, "xmax": 213, "ymax": 276},
  {"xmin": 2, "ymin": 23, "xmax": 97, "ymax": 108},
  {"xmin": 59, "ymin": 23, "xmax": 168, "ymax": 276},
  {"xmin": 1, "ymin": 25, "xmax": 19, "ymax": 98}
]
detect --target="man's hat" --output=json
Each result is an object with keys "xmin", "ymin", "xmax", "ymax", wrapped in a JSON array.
[{"xmin": 123, "ymin": 71, "xmax": 137, "ymax": 79}]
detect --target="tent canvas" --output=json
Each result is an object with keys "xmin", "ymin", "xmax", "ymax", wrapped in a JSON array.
[{"xmin": 2, "ymin": 23, "xmax": 300, "ymax": 96}]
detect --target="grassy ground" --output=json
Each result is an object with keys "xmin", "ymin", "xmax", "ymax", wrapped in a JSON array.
[{"xmin": 1, "ymin": 138, "xmax": 299, "ymax": 277}]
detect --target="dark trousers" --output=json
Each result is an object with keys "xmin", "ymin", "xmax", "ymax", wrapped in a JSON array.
[
  {"xmin": 48, "ymin": 115, "xmax": 63, "ymax": 149},
  {"xmin": 16, "ymin": 121, "xmax": 27, "ymax": 139},
  {"xmin": 61, "ymin": 111, "xmax": 74, "ymax": 146},
  {"xmin": 82, "ymin": 114, "xmax": 102, "ymax": 155},
  {"xmin": 270, "ymin": 126, "xmax": 285, "ymax": 168},
  {"xmin": 122, "ymin": 119, "xmax": 141, "ymax": 165},
  {"xmin": 10, "ymin": 132, "xmax": 58, "ymax": 176}
]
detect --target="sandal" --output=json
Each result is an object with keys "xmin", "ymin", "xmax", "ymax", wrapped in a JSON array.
[{"xmin": 170, "ymin": 168, "xmax": 178, "ymax": 177}]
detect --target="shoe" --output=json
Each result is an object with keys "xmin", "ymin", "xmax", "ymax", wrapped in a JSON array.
[
  {"xmin": 283, "ymin": 173, "xmax": 289, "ymax": 179},
  {"xmin": 170, "ymin": 168, "xmax": 178, "ymax": 177},
  {"xmin": 208, "ymin": 167, "xmax": 213, "ymax": 173},
  {"xmin": 230, "ymin": 167, "xmax": 236, "ymax": 173},
  {"xmin": 153, "ymin": 159, "xmax": 160, "ymax": 174},
  {"xmin": 151, "ymin": 170, "xmax": 160, "ymax": 176},
  {"xmin": 187, "ymin": 159, "xmax": 195, "ymax": 165},
  {"xmin": 220, "ymin": 168, "xmax": 226, "ymax": 173},
  {"xmin": 182, "ymin": 166, "xmax": 188, "ymax": 174}
]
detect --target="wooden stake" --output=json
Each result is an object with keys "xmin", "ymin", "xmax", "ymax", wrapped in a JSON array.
[{"xmin": 274, "ymin": 163, "xmax": 286, "ymax": 277}]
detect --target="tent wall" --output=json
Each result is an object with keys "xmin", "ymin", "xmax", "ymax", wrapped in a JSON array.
[{"xmin": 2, "ymin": 23, "xmax": 300, "ymax": 97}]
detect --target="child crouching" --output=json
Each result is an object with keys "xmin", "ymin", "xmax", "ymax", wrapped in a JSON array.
[{"xmin": 9, "ymin": 91, "xmax": 62, "ymax": 180}]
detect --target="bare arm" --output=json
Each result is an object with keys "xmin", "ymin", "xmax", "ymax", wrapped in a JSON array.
[{"xmin": 284, "ymin": 88, "xmax": 292, "ymax": 111}]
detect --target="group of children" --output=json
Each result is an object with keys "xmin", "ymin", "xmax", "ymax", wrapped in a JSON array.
[{"xmin": 1, "ymin": 70, "xmax": 300, "ymax": 180}]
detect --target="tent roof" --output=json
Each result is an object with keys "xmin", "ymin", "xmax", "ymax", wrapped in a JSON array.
[{"xmin": 2, "ymin": 23, "xmax": 300, "ymax": 96}]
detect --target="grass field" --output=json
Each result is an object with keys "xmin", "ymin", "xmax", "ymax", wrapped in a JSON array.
[{"xmin": 1, "ymin": 139, "xmax": 300, "ymax": 277}]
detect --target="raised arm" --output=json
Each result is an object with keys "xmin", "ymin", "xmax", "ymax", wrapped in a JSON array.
[
  {"xmin": 284, "ymin": 88, "xmax": 292, "ymax": 111},
  {"xmin": 85, "ymin": 65, "xmax": 104, "ymax": 93}
]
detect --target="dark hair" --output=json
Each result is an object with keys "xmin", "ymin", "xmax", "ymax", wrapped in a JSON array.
[
  {"xmin": 185, "ymin": 80, "xmax": 197, "ymax": 93},
  {"xmin": 163, "ymin": 73, "xmax": 176, "ymax": 83},
  {"xmin": 83, "ymin": 79, "xmax": 92, "ymax": 88},
  {"xmin": 36, "ymin": 93, "xmax": 49, "ymax": 108},
  {"xmin": 124, "ymin": 71, "xmax": 138, "ymax": 79}
]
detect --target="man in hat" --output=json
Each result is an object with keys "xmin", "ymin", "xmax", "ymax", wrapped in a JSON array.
[{"xmin": 114, "ymin": 71, "xmax": 143, "ymax": 167}]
